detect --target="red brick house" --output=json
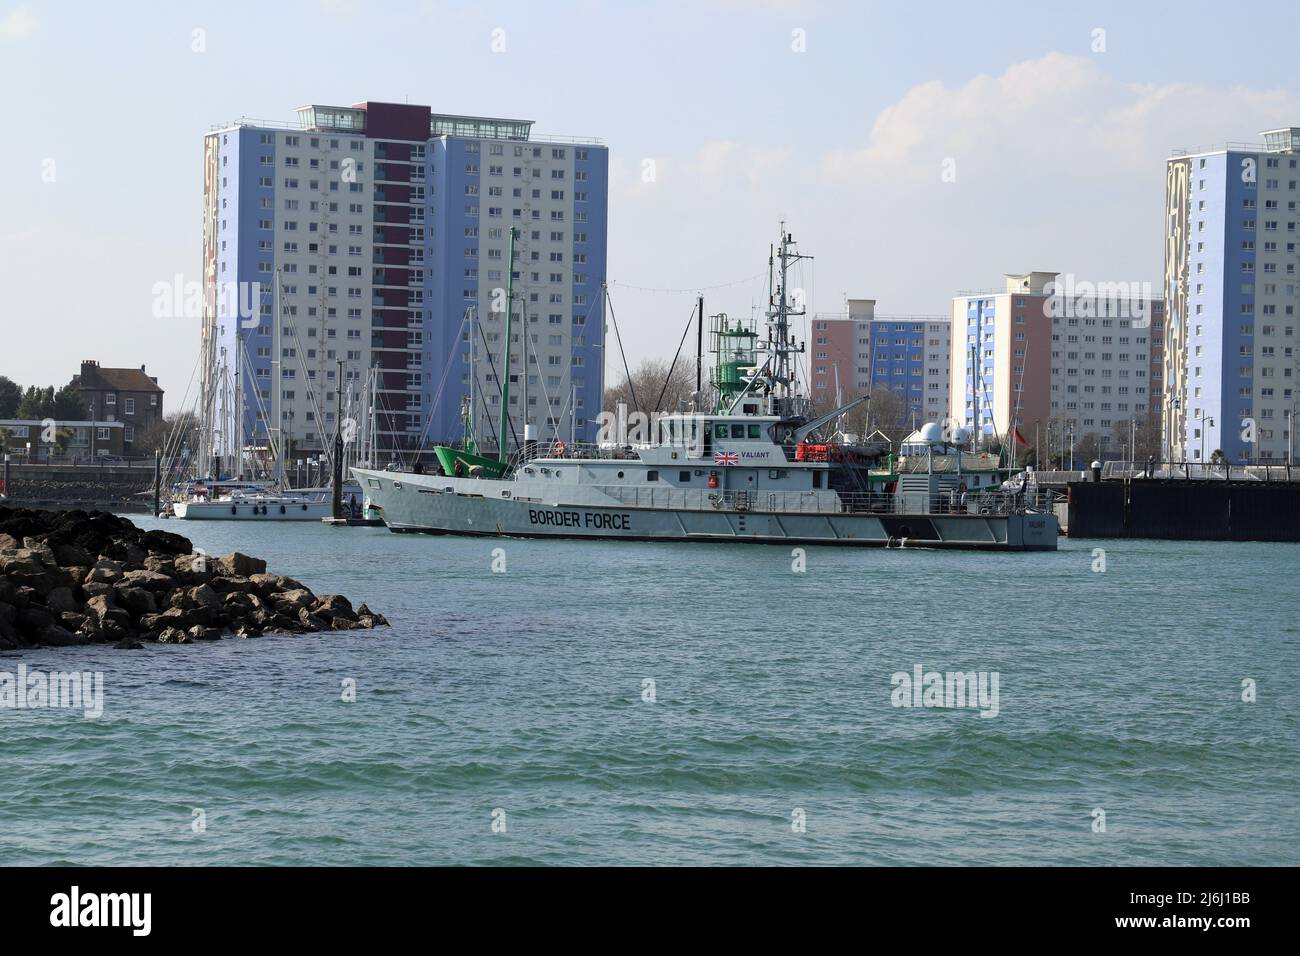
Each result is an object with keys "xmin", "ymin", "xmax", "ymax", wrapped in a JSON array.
[{"xmin": 68, "ymin": 361, "xmax": 164, "ymax": 456}]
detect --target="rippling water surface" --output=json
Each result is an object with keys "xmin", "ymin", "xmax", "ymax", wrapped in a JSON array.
[{"xmin": 2, "ymin": 517, "xmax": 1296, "ymax": 865}]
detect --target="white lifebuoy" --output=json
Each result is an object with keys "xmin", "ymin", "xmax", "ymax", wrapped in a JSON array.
[{"xmin": 552, "ymin": 441, "xmax": 567, "ymax": 458}]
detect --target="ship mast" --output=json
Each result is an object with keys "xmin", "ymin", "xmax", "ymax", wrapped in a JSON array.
[{"xmin": 766, "ymin": 223, "xmax": 811, "ymax": 414}]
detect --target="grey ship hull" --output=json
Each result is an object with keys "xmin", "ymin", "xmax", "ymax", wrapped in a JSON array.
[{"xmin": 354, "ymin": 468, "xmax": 1058, "ymax": 551}]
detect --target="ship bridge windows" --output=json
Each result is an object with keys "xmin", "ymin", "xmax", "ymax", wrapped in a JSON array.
[{"xmin": 714, "ymin": 422, "xmax": 763, "ymax": 440}]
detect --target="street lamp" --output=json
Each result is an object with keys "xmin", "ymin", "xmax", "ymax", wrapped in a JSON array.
[
  {"xmin": 1166, "ymin": 396, "xmax": 1181, "ymax": 467},
  {"xmin": 1196, "ymin": 410, "xmax": 1214, "ymax": 466},
  {"xmin": 1287, "ymin": 400, "xmax": 1300, "ymax": 466}
]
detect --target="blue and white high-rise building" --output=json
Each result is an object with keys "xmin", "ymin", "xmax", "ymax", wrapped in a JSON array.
[
  {"xmin": 1164, "ymin": 127, "xmax": 1300, "ymax": 463},
  {"xmin": 201, "ymin": 101, "xmax": 608, "ymax": 466}
]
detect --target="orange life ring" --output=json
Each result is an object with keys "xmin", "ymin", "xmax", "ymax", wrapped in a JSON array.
[{"xmin": 552, "ymin": 441, "xmax": 567, "ymax": 458}]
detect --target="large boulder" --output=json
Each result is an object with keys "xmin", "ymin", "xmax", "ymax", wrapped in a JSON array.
[
  {"xmin": 17, "ymin": 605, "xmax": 54, "ymax": 641},
  {"xmin": 355, "ymin": 604, "xmax": 389, "ymax": 628},
  {"xmin": 216, "ymin": 552, "xmax": 267, "ymax": 578},
  {"xmin": 44, "ymin": 586, "xmax": 79, "ymax": 614},
  {"xmin": 209, "ymin": 575, "xmax": 251, "ymax": 594},
  {"xmin": 274, "ymin": 588, "xmax": 314, "ymax": 612},
  {"xmin": 0, "ymin": 609, "xmax": 17, "ymax": 645},
  {"xmin": 247, "ymin": 573, "xmax": 282, "ymax": 598},
  {"xmin": 172, "ymin": 553, "xmax": 213, "ymax": 584},
  {"xmin": 120, "ymin": 569, "xmax": 175, "ymax": 592},
  {"xmin": 53, "ymin": 543, "xmax": 95, "ymax": 568},
  {"xmin": 140, "ymin": 528, "xmax": 193, "ymax": 556},
  {"xmin": 84, "ymin": 593, "xmax": 116, "ymax": 620},
  {"xmin": 20, "ymin": 539, "xmax": 57, "ymax": 566},
  {"xmin": 139, "ymin": 607, "xmax": 189, "ymax": 632},
  {"xmin": 0, "ymin": 551, "xmax": 45, "ymax": 578},
  {"xmin": 101, "ymin": 541, "xmax": 147, "ymax": 570},
  {"xmin": 115, "ymin": 586, "xmax": 157, "ymax": 617},
  {"xmin": 42, "ymin": 625, "xmax": 85, "ymax": 647},
  {"xmin": 85, "ymin": 559, "xmax": 125, "ymax": 585},
  {"xmin": 143, "ymin": 555, "xmax": 176, "ymax": 575},
  {"xmin": 81, "ymin": 581, "xmax": 113, "ymax": 599},
  {"xmin": 188, "ymin": 584, "xmax": 221, "ymax": 609}
]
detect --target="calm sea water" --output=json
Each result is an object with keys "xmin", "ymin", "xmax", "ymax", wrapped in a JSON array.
[{"xmin": 2, "ymin": 517, "xmax": 1297, "ymax": 866}]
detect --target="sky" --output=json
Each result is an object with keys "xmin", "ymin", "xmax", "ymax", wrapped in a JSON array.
[{"xmin": 3, "ymin": 0, "xmax": 1300, "ymax": 407}]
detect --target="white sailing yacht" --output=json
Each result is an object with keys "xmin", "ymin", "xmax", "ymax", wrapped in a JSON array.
[{"xmin": 174, "ymin": 269, "xmax": 360, "ymax": 521}]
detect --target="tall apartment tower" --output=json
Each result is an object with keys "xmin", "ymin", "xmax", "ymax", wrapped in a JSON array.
[
  {"xmin": 1164, "ymin": 128, "xmax": 1300, "ymax": 463},
  {"xmin": 950, "ymin": 272, "xmax": 1162, "ymax": 457},
  {"xmin": 808, "ymin": 298, "xmax": 950, "ymax": 427},
  {"xmin": 200, "ymin": 101, "xmax": 608, "ymax": 465}
]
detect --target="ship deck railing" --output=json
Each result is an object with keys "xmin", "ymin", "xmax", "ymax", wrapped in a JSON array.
[
  {"xmin": 587, "ymin": 485, "xmax": 1052, "ymax": 517},
  {"xmin": 515, "ymin": 441, "xmax": 643, "ymax": 466}
]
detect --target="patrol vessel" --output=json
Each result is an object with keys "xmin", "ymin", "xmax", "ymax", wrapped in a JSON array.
[{"xmin": 354, "ymin": 227, "xmax": 1057, "ymax": 550}]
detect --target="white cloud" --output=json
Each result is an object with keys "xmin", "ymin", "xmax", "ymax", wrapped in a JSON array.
[
  {"xmin": 606, "ymin": 51, "xmax": 1300, "ymax": 372},
  {"xmin": 821, "ymin": 52, "xmax": 1300, "ymax": 184},
  {"xmin": 0, "ymin": 6, "xmax": 37, "ymax": 40}
]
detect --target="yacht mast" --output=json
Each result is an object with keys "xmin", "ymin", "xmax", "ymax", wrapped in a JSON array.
[
  {"xmin": 272, "ymin": 268, "xmax": 284, "ymax": 489},
  {"xmin": 497, "ymin": 226, "xmax": 517, "ymax": 464}
]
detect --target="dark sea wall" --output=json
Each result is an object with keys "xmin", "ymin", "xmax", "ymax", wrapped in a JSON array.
[
  {"xmin": 0, "ymin": 508, "xmax": 387, "ymax": 649},
  {"xmin": 1068, "ymin": 480, "xmax": 1300, "ymax": 541}
]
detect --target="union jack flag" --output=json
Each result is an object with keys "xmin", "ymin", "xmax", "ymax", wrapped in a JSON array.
[{"xmin": 714, "ymin": 451, "xmax": 739, "ymax": 466}]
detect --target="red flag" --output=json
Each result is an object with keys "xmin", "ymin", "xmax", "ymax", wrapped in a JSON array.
[{"xmin": 1013, "ymin": 426, "xmax": 1028, "ymax": 446}]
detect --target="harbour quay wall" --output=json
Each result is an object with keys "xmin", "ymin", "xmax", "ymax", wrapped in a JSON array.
[
  {"xmin": 0, "ymin": 461, "xmax": 156, "ymax": 512},
  {"xmin": 1068, "ymin": 479, "xmax": 1300, "ymax": 541}
]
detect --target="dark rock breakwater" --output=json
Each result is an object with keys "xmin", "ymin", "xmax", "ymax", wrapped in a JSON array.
[{"xmin": 0, "ymin": 508, "xmax": 388, "ymax": 649}]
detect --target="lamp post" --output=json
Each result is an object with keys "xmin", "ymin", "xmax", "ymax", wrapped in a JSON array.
[
  {"xmin": 1196, "ymin": 410, "xmax": 1214, "ymax": 466},
  {"xmin": 1288, "ymin": 401, "xmax": 1300, "ymax": 466},
  {"xmin": 1166, "ymin": 396, "xmax": 1180, "ymax": 468}
]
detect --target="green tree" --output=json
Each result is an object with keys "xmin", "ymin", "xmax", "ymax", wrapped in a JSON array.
[
  {"xmin": 603, "ymin": 357, "xmax": 704, "ymax": 418},
  {"xmin": 0, "ymin": 376, "xmax": 21, "ymax": 418},
  {"xmin": 16, "ymin": 385, "xmax": 54, "ymax": 419},
  {"xmin": 1074, "ymin": 431, "xmax": 1105, "ymax": 465},
  {"xmin": 52, "ymin": 384, "xmax": 86, "ymax": 420},
  {"xmin": 135, "ymin": 411, "xmax": 200, "ymax": 455},
  {"xmin": 865, "ymin": 387, "xmax": 911, "ymax": 444}
]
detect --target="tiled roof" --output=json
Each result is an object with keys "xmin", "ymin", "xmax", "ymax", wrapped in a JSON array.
[{"xmin": 72, "ymin": 366, "xmax": 163, "ymax": 393}]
